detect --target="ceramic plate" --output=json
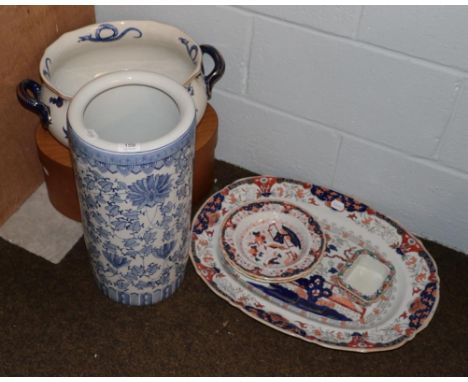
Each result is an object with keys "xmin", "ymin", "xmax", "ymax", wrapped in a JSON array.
[
  {"xmin": 190, "ymin": 176, "xmax": 440, "ymax": 352},
  {"xmin": 220, "ymin": 200, "xmax": 326, "ymax": 282}
]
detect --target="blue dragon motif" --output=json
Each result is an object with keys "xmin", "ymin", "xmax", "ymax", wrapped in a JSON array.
[
  {"xmin": 78, "ymin": 23, "xmax": 143, "ymax": 43},
  {"xmin": 62, "ymin": 126, "xmax": 69, "ymax": 140},
  {"xmin": 179, "ymin": 37, "xmax": 198, "ymax": 63},
  {"xmin": 49, "ymin": 96, "xmax": 64, "ymax": 107}
]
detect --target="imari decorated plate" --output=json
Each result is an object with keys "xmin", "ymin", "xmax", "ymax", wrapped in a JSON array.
[
  {"xmin": 220, "ymin": 200, "xmax": 326, "ymax": 282},
  {"xmin": 190, "ymin": 176, "xmax": 440, "ymax": 353}
]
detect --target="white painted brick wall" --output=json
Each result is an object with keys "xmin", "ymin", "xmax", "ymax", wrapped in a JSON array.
[
  {"xmin": 96, "ymin": 5, "xmax": 468, "ymax": 253},
  {"xmin": 359, "ymin": 6, "xmax": 468, "ymax": 72},
  {"xmin": 211, "ymin": 90, "xmax": 341, "ymax": 186},
  {"xmin": 333, "ymin": 136, "xmax": 468, "ymax": 253},
  {"xmin": 240, "ymin": 5, "xmax": 361, "ymax": 37},
  {"xmin": 437, "ymin": 80, "xmax": 468, "ymax": 173},
  {"xmin": 248, "ymin": 17, "xmax": 460, "ymax": 157}
]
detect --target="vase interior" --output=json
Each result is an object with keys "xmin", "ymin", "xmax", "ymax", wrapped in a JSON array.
[{"xmin": 83, "ymin": 84, "xmax": 180, "ymax": 145}]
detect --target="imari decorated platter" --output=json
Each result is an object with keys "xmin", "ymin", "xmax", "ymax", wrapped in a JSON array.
[
  {"xmin": 190, "ymin": 176, "xmax": 440, "ymax": 352},
  {"xmin": 220, "ymin": 200, "xmax": 326, "ymax": 282}
]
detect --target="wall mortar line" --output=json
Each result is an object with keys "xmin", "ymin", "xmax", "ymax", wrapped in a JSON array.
[
  {"xmin": 243, "ymin": 16, "xmax": 255, "ymax": 96},
  {"xmin": 352, "ymin": 5, "xmax": 365, "ymax": 40},
  {"xmin": 432, "ymin": 80, "xmax": 466, "ymax": 160},
  {"xmin": 330, "ymin": 134, "xmax": 344, "ymax": 187},
  {"xmin": 214, "ymin": 88, "xmax": 468, "ymax": 180}
]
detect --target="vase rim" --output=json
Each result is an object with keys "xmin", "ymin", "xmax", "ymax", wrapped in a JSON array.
[{"xmin": 67, "ymin": 70, "xmax": 195, "ymax": 154}]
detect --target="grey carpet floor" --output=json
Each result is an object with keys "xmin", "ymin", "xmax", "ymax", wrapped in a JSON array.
[{"xmin": 0, "ymin": 160, "xmax": 466, "ymax": 376}]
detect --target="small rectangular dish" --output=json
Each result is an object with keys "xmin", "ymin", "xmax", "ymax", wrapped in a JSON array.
[{"xmin": 337, "ymin": 248, "xmax": 395, "ymax": 306}]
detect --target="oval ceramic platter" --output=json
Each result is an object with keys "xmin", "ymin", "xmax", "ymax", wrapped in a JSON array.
[{"xmin": 190, "ymin": 176, "xmax": 440, "ymax": 353}]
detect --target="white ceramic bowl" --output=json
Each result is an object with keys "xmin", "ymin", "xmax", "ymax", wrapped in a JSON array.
[{"xmin": 17, "ymin": 20, "xmax": 224, "ymax": 147}]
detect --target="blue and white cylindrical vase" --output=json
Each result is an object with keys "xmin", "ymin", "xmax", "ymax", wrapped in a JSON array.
[{"xmin": 67, "ymin": 71, "xmax": 196, "ymax": 306}]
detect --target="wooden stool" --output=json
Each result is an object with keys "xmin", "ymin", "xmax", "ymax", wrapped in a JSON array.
[{"xmin": 36, "ymin": 104, "xmax": 218, "ymax": 222}]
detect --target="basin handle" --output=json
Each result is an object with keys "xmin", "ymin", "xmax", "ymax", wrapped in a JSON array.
[
  {"xmin": 16, "ymin": 79, "xmax": 51, "ymax": 125},
  {"xmin": 200, "ymin": 45, "xmax": 225, "ymax": 99}
]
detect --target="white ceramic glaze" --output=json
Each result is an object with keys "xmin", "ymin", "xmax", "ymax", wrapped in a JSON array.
[
  {"xmin": 342, "ymin": 255, "xmax": 389, "ymax": 295},
  {"xmin": 68, "ymin": 71, "xmax": 195, "ymax": 152},
  {"xmin": 68, "ymin": 71, "xmax": 196, "ymax": 305},
  {"xmin": 19, "ymin": 20, "xmax": 224, "ymax": 147}
]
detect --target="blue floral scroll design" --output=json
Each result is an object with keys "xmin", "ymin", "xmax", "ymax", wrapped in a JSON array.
[
  {"xmin": 62, "ymin": 126, "xmax": 69, "ymax": 140},
  {"xmin": 72, "ymin": 131, "xmax": 195, "ymax": 305},
  {"xmin": 49, "ymin": 96, "xmax": 64, "ymax": 107},
  {"xmin": 42, "ymin": 57, "xmax": 52, "ymax": 78},
  {"xmin": 78, "ymin": 23, "xmax": 143, "ymax": 43},
  {"xmin": 68, "ymin": 122, "xmax": 195, "ymax": 176},
  {"xmin": 185, "ymin": 84, "xmax": 194, "ymax": 96},
  {"xmin": 127, "ymin": 174, "xmax": 172, "ymax": 209},
  {"xmin": 179, "ymin": 37, "xmax": 199, "ymax": 63}
]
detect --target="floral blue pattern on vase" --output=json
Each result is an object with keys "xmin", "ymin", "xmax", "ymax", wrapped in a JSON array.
[
  {"xmin": 128, "ymin": 174, "xmax": 172, "ymax": 208},
  {"xmin": 69, "ymin": 122, "xmax": 195, "ymax": 306}
]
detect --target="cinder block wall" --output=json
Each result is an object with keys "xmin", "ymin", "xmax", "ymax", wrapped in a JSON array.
[{"xmin": 96, "ymin": 5, "xmax": 468, "ymax": 254}]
